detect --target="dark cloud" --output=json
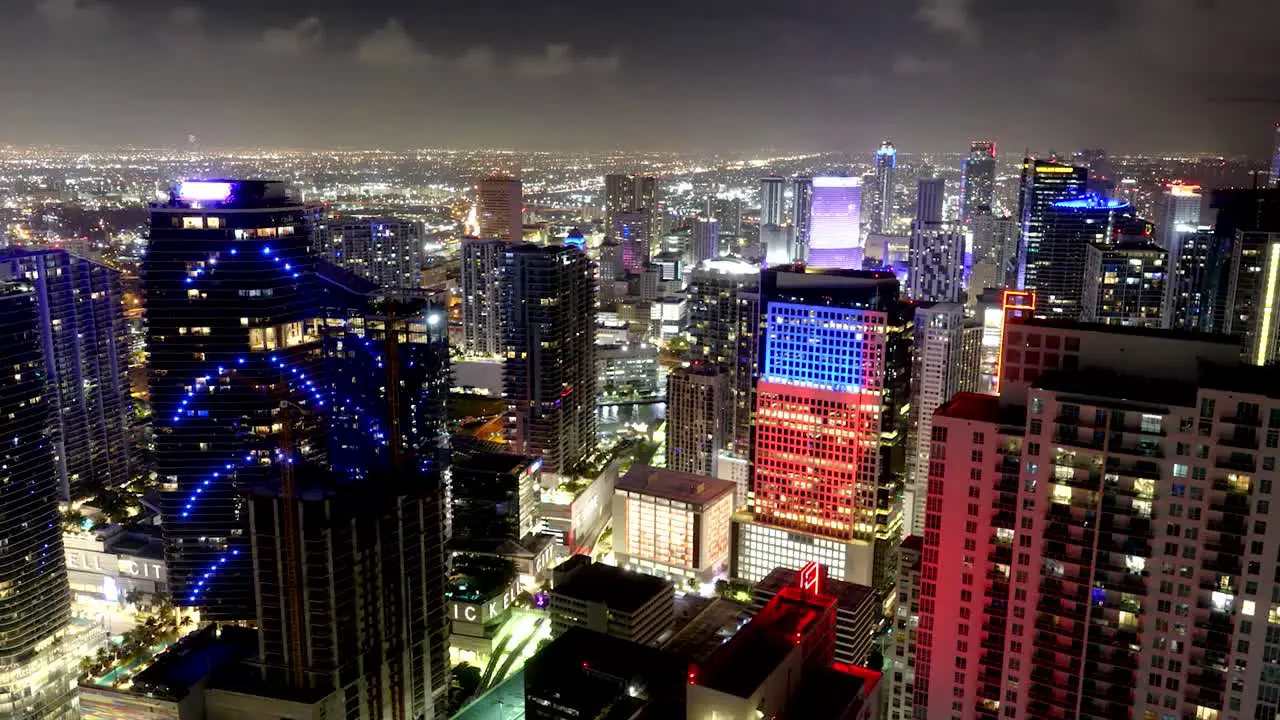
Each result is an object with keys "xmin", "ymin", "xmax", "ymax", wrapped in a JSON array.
[{"xmin": 0, "ymin": 0, "xmax": 1276, "ymax": 155}]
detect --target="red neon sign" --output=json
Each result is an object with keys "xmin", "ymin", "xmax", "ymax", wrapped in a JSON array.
[{"xmin": 799, "ymin": 561, "xmax": 824, "ymax": 596}]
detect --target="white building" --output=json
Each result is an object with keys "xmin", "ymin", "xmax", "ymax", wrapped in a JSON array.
[
  {"xmin": 905, "ymin": 302, "xmax": 965, "ymax": 535},
  {"xmin": 612, "ymin": 465, "xmax": 735, "ymax": 586}
]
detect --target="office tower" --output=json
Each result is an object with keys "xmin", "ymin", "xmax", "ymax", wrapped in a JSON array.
[
  {"xmin": 915, "ymin": 177, "xmax": 945, "ymax": 226},
  {"xmin": 549, "ymin": 556, "xmax": 674, "ymax": 645},
  {"xmin": 871, "ymin": 141, "xmax": 898, "ymax": 234},
  {"xmin": 148, "ymin": 180, "xmax": 325, "ymax": 620},
  {"xmin": 612, "ymin": 465, "xmax": 735, "ymax": 586},
  {"xmin": 0, "ymin": 248, "xmax": 133, "ymax": 501},
  {"xmin": 807, "ymin": 176, "xmax": 863, "ymax": 269},
  {"xmin": 970, "ymin": 210, "xmax": 1020, "ymax": 291},
  {"xmin": 460, "ymin": 237, "xmax": 506, "ymax": 357},
  {"xmin": 908, "ymin": 224, "xmax": 965, "ymax": 302},
  {"xmin": 0, "ymin": 284, "xmax": 78, "ymax": 719},
  {"xmin": 1225, "ymin": 231, "xmax": 1280, "ymax": 365},
  {"xmin": 1083, "ymin": 240, "xmax": 1169, "ymax": 327},
  {"xmin": 613, "ymin": 209, "xmax": 651, "ymax": 273},
  {"xmin": 905, "ymin": 302, "xmax": 964, "ymax": 535},
  {"xmin": 1017, "ymin": 158, "xmax": 1088, "ymax": 292},
  {"xmin": 451, "ymin": 451, "xmax": 543, "ymax": 542},
  {"xmin": 605, "ymin": 173, "xmax": 658, "ymax": 245},
  {"xmin": 912, "ymin": 314, "xmax": 1280, "ymax": 720},
  {"xmin": 961, "ymin": 140, "xmax": 997, "ymax": 223},
  {"xmin": 760, "ymin": 175, "xmax": 787, "ymax": 227},
  {"xmin": 476, "ymin": 175, "xmax": 522, "ymax": 242},
  {"xmin": 760, "ymin": 223, "xmax": 796, "ymax": 266},
  {"xmin": 792, "ymin": 176, "xmax": 814, "ymax": 256},
  {"xmin": 1168, "ymin": 229, "xmax": 1226, "ymax": 333},
  {"xmin": 1027, "ymin": 194, "xmax": 1133, "ymax": 319},
  {"xmin": 736, "ymin": 267, "xmax": 912, "ymax": 594},
  {"xmin": 691, "ymin": 217, "xmax": 720, "ymax": 263},
  {"xmin": 686, "ymin": 258, "xmax": 759, "ymax": 457},
  {"xmin": 707, "ymin": 197, "xmax": 743, "ymax": 239},
  {"xmin": 324, "ymin": 217, "xmax": 426, "ymax": 291},
  {"xmin": 665, "ymin": 366, "xmax": 726, "ymax": 480},
  {"xmin": 1156, "ymin": 182, "xmax": 1202, "ymax": 254},
  {"xmin": 501, "ymin": 244, "xmax": 596, "ymax": 475}
]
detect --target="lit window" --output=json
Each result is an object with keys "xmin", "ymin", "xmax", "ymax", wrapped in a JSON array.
[{"xmin": 182, "ymin": 217, "xmax": 204, "ymax": 229}]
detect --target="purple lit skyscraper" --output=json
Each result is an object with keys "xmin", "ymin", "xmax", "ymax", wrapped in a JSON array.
[{"xmin": 806, "ymin": 177, "xmax": 862, "ymax": 269}]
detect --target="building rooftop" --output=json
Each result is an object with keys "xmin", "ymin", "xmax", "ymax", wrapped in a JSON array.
[
  {"xmin": 453, "ymin": 451, "xmax": 538, "ymax": 477},
  {"xmin": 782, "ymin": 666, "xmax": 876, "ymax": 720},
  {"xmin": 129, "ymin": 625, "xmax": 257, "ymax": 700},
  {"xmin": 754, "ymin": 567, "xmax": 875, "ymax": 611},
  {"xmin": 553, "ymin": 559, "xmax": 671, "ymax": 614},
  {"xmin": 698, "ymin": 589, "xmax": 834, "ymax": 699},
  {"xmin": 524, "ymin": 627, "xmax": 686, "ymax": 718},
  {"xmin": 153, "ymin": 179, "xmax": 300, "ymax": 210},
  {"xmin": 1015, "ymin": 316, "xmax": 1238, "ymax": 346},
  {"xmin": 663, "ymin": 598, "xmax": 749, "ymax": 664},
  {"xmin": 618, "ymin": 465, "xmax": 735, "ymax": 506},
  {"xmin": 936, "ymin": 392, "xmax": 1018, "ymax": 424},
  {"xmin": 1035, "ymin": 368, "xmax": 1198, "ymax": 408}
]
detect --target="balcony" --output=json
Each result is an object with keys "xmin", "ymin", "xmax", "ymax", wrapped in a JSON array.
[
  {"xmin": 1218, "ymin": 430, "xmax": 1260, "ymax": 450},
  {"xmin": 1215, "ymin": 454, "xmax": 1257, "ymax": 473},
  {"xmin": 1209, "ymin": 494, "xmax": 1251, "ymax": 516},
  {"xmin": 1032, "ymin": 648, "xmax": 1083, "ymax": 676},
  {"xmin": 1078, "ymin": 696, "xmax": 1134, "ymax": 720},
  {"xmin": 1106, "ymin": 436, "xmax": 1165, "ymax": 458},
  {"xmin": 1207, "ymin": 515, "xmax": 1248, "ymax": 535},
  {"xmin": 1085, "ymin": 646, "xmax": 1139, "ymax": 670},
  {"xmin": 1034, "ymin": 630, "xmax": 1085, "ymax": 657},
  {"xmin": 1219, "ymin": 412, "xmax": 1263, "ymax": 427},
  {"xmin": 1202, "ymin": 553, "xmax": 1243, "ymax": 575},
  {"xmin": 1054, "ymin": 427, "xmax": 1105, "ymax": 450},
  {"xmin": 1204, "ymin": 536, "xmax": 1246, "ymax": 556},
  {"xmin": 1084, "ymin": 662, "xmax": 1134, "ymax": 688},
  {"xmin": 1194, "ymin": 610, "xmax": 1236, "ymax": 634},
  {"xmin": 1104, "ymin": 458, "xmax": 1162, "ymax": 480}
]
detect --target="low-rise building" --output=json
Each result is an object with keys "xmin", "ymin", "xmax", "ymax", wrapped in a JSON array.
[
  {"xmin": 750, "ymin": 565, "xmax": 879, "ymax": 667},
  {"xmin": 613, "ymin": 464, "xmax": 735, "ymax": 587},
  {"xmin": 549, "ymin": 556, "xmax": 674, "ymax": 647},
  {"xmin": 64, "ymin": 525, "xmax": 168, "ymax": 605}
]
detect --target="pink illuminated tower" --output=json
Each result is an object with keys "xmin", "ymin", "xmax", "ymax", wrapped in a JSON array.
[{"xmin": 806, "ymin": 177, "xmax": 863, "ymax": 269}]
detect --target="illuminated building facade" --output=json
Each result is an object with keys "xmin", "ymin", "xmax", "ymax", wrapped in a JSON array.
[
  {"xmin": 871, "ymin": 141, "xmax": 898, "ymax": 235},
  {"xmin": 665, "ymin": 365, "xmax": 726, "ymax": 481},
  {"xmin": 808, "ymin": 176, "xmax": 863, "ymax": 269},
  {"xmin": 0, "ymin": 248, "xmax": 134, "ymax": 501},
  {"xmin": 905, "ymin": 302, "xmax": 965, "ymax": 535},
  {"xmin": 476, "ymin": 175, "xmax": 522, "ymax": 242},
  {"xmin": 1156, "ymin": 182, "xmax": 1202, "ymax": 255},
  {"xmin": 792, "ymin": 176, "xmax": 814, "ymax": 256},
  {"xmin": 760, "ymin": 175, "xmax": 787, "ymax": 227},
  {"xmin": 460, "ymin": 237, "xmax": 507, "ymax": 356},
  {"xmin": 1016, "ymin": 158, "xmax": 1087, "ymax": 293},
  {"xmin": 612, "ymin": 465, "xmax": 735, "ymax": 585},
  {"xmin": 961, "ymin": 141, "xmax": 997, "ymax": 223},
  {"xmin": 737, "ymin": 267, "xmax": 912, "ymax": 595},
  {"xmin": 501, "ymin": 243, "xmax": 596, "ymax": 475},
  {"xmin": 451, "ymin": 452, "xmax": 543, "ymax": 543},
  {"xmin": 1027, "ymin": 193, "xmax": 1132, "ymax": 319},
  {"xmin": 0, "ymin": 284, "xmax": 78, "ymax": 720},
  {"xmin": 1273, "ymin": 122, "xmax": 1280, "ymax": 187},
  {"xmin": 686, "ymin": 258, "xmax": 759, "ymax": 457},
  {"xmin": 1082, "ymin": 240, "xmax": 1169, "ymax": 327},
  {"xmin": 692, "ymin": 217, "xmax": 719, "ymax": 264},
  {"xmin": 1225, "ymin": 231, "xmax": 1280, "ymax": 365},
  {"xmin": 324, "ymin": 217, "xmax": 426, "ymax": 291},
  {"xmin": 915, "ymin": 338, "xmax": 1280, "ymax": 720},
  {"xmin": 907, "ymin": 224, "xmax": 965, "ymax": 302},
  {"xmin": 604, "ymin": 174, "xmax": 658, "ymax": 246},
  {"xmin": 1169, "ymin": 229, "xmax": 1227, "ymax": 333},
  {"xmin": 613, "ymin": 209, "xmax": 651, "ymax": 273},
  {"xmin": 970, "ymin": 210, "xmax": 1019, "ymax": 290},
  {"xmin": 915, "ymin": 178, "xmax": 945, "ymax": 226}
]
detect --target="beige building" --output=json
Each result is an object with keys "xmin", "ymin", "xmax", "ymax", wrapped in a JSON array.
[{"xmin": 613, "ymin": 465, "xmax": 735, "ymax": 587}]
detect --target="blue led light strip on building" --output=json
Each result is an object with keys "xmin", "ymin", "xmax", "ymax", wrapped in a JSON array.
[{"xmin": 188, "ymin": 548, "xmax": 241, "ymax": 602}]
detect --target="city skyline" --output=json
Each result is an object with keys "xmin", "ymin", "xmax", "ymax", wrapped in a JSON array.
[{"xmin": 0, "ymin": 1, "xmax": 1277, "ymax": 154}]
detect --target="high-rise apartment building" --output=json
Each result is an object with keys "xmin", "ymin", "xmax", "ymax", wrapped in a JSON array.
[
  {"xmin": 760, "ymin": 175, "xmax": 787, "ymax": 227},
  {"xmin": 908, "ymin": 224, "xmax": 965, "ymax": 303},
  {"xmin": 460, "ymin": 237, "xmax": 506, "ymax": 357},
  {"xmin": 613, "ymin": 210, "xmax": 651, "ymax": 273},
  {"xmin": 915, "ymin": 178, "xmax": 945, "ymax": 226},
  {"xmin": 147, "ymin": 180, "xmax": 326, "ymax": 620},
  {"xmin": 451, "ymin": 451, "xmax": 543, "ymax": 543},
  {"xmin": 0, "ymin": 283, "xmax": 78, "ymax": 719},
  {"xmin": 808, "ymin": 176, "xmax": 863, "ymax": 269},
  {"xmin": 692, "ymin": 217, "xmax": 720, "ymax": 264},
  {"xmin": 1272, "ymin": 121, "xmax": 1280, "ymax": 187},
  {"xmin": 912, "ymin": 308, "xmax": 1280, "ymax": 720},
  {"xmin": 0, "ymin": 248, "xmax": 133, "ymax": 501},
  {"xmin": 905, "ymin": 302, "xmax": 965, "ymax": 535},
  {"xmin": 686, "ymin": 258, "xmax": 759, "ymax": 457},
  {"xmin": 871, "ymin": 141, "xmax": 898, "ymax": 234},
  {"xmin": 665, "ymin": 365, "xmax": 726, "ymax": 482},
  {"xmin": 501, "ymin": 244, "xmax": 596, "ymax": 475},
  {"xmin": 1028, "ymin": 194, "xmax": 1133, "ymax": 319},
  {"xmin": 961, "ymin": 141, "xmax": 997, "ymax": 223},
  {"xmin": 736, "ymin": 267, "xmax": 912, "ymax": 595},
  {"xmin": 1168, "ymin": 229, "xmax": 1227, "ymax": 334},
  {"xmin": 1017, "ymin": 158, "xmax": 1088, "ymax": 293},
  {"xmin": 476, "ymin": 175, "xmax": 522, "ymax": 242},
  {"xmin": 324, "ymin": 217, "xmax": 426, "ymax": 291},
  {"xmin": 970, "ymin": 210, "xmax": 1020, "ymax": 291},
  {"xmin": 1225, "ymin": 231, "xmax": 1280, "ymax": 365},
  {"xmin": 792, "ymin": 176, "xmax": 814, "ymax": 256},
  {"xmin": 605, "ymin": 174, "xmax": 658, "ymax": 245},
  {"xmin": 1083, "ymin": 240, "xmax": 1169, "ymax": 327},
  {"xmin": 1156, "ymin": 182, "xmax": 1202, "ymax": 256}
]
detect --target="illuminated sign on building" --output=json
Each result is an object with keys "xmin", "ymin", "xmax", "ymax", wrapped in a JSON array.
[
  {"xmin": 448, "ymin": 576, "xmax": 522, "ymax": 626},
  {"xmin": 799, "ymin": 561, "xmax": 825, "ymax": 596}
]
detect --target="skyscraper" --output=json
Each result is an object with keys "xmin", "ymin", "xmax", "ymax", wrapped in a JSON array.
[
  {"xmin": 0, "ymin": 283, "xmax": 78, "ymax": 719},
  {"xmin": 915, "ymin": 177, "xmax": 945, "ymax": 226},
  {"xmin": 476, "ymin": 175, "xmax": 522, "ymax": 242},
  {"xmin": 807, "ymin": 176, "xmax": 863, "ymax": 269},
  {"xmin": 871, "ymin": 141, "xmax": 898, "ymax": 234},
  {"xmin": 0, "ymin": 248, "xmax": 134, "ymax": 501},
  {"xmin": 1016, "ymin": 158, "xmax": 1088, "ymax": 292},
  {"xmin": 148, "ymin": 180, "xmax": 326, "ymax": 620},
  {"xmin": 908, "ymin": 180, "xmax": 964, "ymax": 303},
  {"xmin": 1168, "ymin": 229, "xmax": 1227, "ymax": 333},
  {"xmin": 665, "ymin": 365, "xmax": 726, "ymax": 483},
  {"xmin": 1155, "ymin": 182, "xmax": 1203, "ymax": 256},
  {"xmin": 912, "ymin": 312, "xmax": 1280, "ymax": 720},
  {"xmin": 692, "ymin": 217, "xmax": 720, "ymax": 264},
  {"xmin": 460, "ymin": 237, "xmax": 507, "ymax": 357},
  {"xmin": 1083, "ymin": 240, "xmax": 1169, "ymax": 327},
  {"xmin": 970, "ymin": 210, "xmax": 1020, "ymax": 290},
  {"xmin": 961, "ymin": 140, "xmax": 997, "ymax": 223},
  {"xmin": 1225, "ymin": 230, "xmax": 1280, "ymax": 365},
  {"xmin": 324, "ymin": 217, "xmax": 426, "ymax": 291},
  {"xmin": 686, "ymin": 258, "xmax": 759, "ymax": 458},
  {"xmin": 904, "ymin": 302, "xmax": 964, "ymax": 535},
  {"xmin": 501, "ymin": 244, "xmax": 597, "ymax": 475},
  {"xmin": 735, "ymin": 267, "xmax": 912, "ymax": 595},
  {"xmin": 760, "ymin": 175, "xmax": 787, "ymax": 227},
  {"xmin": 792, "ymin": 176, "xmax": 814, "ymax": 257},
  {"xmin": 613, "ymin": 210, "xmax": 651, "ymax": 273},
  {"xmin": 605, "ymin": 174, "xmax": 658, "ymax": 246},
  {"xmin": 1028, "ymin": 193, "xmax": 1132, "ymax": 319},
  {"xmin": 1272, "ymin": 121, "xmax": 1280, "ymax": 187}
]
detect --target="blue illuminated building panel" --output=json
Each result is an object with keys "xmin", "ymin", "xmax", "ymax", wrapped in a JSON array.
[{"xmin": 760, "ymin": 301, "xmax": 884, "ymax": 393}]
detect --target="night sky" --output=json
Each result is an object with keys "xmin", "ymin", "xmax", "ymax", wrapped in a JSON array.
[{"xmin": 6, "ymin": 0, "xmax": 1280, "ymax": 154}]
